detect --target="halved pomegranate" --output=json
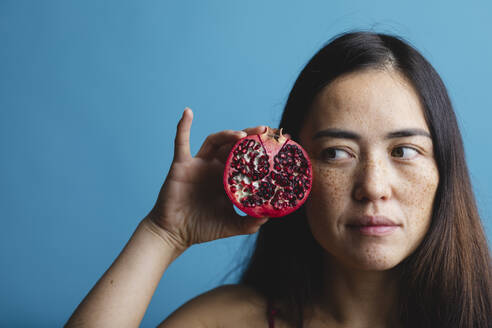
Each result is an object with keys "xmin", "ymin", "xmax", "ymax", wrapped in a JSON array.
[{"xmin": 223, "ymin": 127, "xmax": 312, "ymax": 218}]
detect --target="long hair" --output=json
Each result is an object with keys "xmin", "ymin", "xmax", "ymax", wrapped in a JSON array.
[{"xmin": 239, "ymin": 31, "xmax": 492, "ymax": 327}]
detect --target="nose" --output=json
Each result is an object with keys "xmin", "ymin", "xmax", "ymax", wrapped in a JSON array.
[{"xmin": 353, "ymin": 157, "xmax": 392, "ymax": 202}]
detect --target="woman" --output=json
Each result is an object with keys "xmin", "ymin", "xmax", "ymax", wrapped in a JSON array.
[{"xmin": 66, "ymin": 32, "xmax": 492, "ymax": 328}]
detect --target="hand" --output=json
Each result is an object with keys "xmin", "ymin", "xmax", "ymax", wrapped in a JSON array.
[{"xmin": 145, "ymin": 108, "xmax": 269, "ymax": 250}]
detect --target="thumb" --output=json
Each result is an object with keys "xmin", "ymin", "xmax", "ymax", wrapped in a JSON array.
[{"xmin": 173, "ymin": 108, "xmax": 193, "ymax": 162}]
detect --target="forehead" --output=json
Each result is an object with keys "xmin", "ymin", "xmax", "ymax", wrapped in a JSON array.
[{"xmin": 306, "ymin": 68, "xmax": 429, "ymax": 135}]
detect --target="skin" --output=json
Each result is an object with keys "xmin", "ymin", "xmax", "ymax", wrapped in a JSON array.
[{"xmin": 298, "ymin": 68, "xmax": 440, "ymax": 327}]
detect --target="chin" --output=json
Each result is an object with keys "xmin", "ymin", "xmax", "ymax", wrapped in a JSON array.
[
  {"xmin": 330, "ymin": 246, "xmax": 407, "ymax": 272},
  {"xmin": 353, "ymin": 258, "xmax": 401, "ymax": 271}
]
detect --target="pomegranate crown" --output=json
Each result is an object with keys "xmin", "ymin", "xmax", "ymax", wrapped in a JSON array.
[{"xmin": 261, "ymin": 127, "xmax": 288, "ymax": 143}]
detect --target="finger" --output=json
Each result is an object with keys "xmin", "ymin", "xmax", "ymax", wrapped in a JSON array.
[
  {"xmin": 241, "ymin": 216, "xmax": 269, "ymax": 234},
  {"xmin": 242, "ymin": 125, "xmax": 266, "ymax": 136},
  {"xmin": 229, "ymin": 213, "xmax": 269, "ymax": 235},
  {"xmin": 173, "ymin": 108, "xmax": 193, "ymax": 162},
  {"xmin": 215, "ymin": 141, "xmax": 237, "ymax": 164},
  {"xmin": 196, "ymin": 130, "xmax": 246, "ymax": 159}
]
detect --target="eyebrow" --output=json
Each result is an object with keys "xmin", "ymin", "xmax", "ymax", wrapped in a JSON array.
[{"xmin": 312, "ymin": 128, "xmax": 432, "ymax": 140}]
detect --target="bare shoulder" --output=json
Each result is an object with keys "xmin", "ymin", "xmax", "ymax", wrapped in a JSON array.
[{"xmin": 157, "ymin": 284, "xmax": 269, "ymax": 328}]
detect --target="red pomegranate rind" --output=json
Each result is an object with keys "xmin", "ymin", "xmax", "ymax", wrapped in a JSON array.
[{"xmin": 223, "ymin": 127, "xmax": 312, "ymax": 218}]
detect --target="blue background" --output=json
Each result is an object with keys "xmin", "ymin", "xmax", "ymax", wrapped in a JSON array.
[{"xmin": 1, "ymin": 1, "xmax": 491, "ymax": 326}]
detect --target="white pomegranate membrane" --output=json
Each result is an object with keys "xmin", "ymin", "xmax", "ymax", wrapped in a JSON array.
[{"xmin": 223, "ymin": 127, "xmax": 312, "ymax": 218}]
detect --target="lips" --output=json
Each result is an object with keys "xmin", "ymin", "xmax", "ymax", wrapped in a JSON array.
[
  {"xmin": 347, "ymin": 215, "xmax": 400, "ymax": 227},
  {"xmin": 346, "ymin": 215, "xmax": 401, "ymax": 236}
]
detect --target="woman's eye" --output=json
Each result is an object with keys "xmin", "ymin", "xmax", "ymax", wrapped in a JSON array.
[
  {"xmin": 391, "ymin": 146, "xmax": 418, "ymax": 159},
  {"xmin": 321, "ymin": 148, "xmax": 351, "ymax": 161}
]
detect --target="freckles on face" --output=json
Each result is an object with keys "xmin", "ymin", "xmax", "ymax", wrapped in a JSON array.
[
  {"xmin": 310, "ymin": 154, "xmax": 439, "ymax": 270},
  {"xmin": 310, "ymin": 166, "xmax": 348, "ymax": 219},
  {"xmin": 300, "ymin": 68, "xmax": 440, "ymax": 271},
  {"xmin": 395, "ymin": 159, "xmax": 439, "ymax": 251}
]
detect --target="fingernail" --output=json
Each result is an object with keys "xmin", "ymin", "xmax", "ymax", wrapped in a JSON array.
[{"xmin": 237, "ymin": 131, "xmax": 247, "ymax": 137}]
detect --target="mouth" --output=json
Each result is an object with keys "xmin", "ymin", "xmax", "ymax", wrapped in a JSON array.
[{"xmin": 346, "ymin": 215, "xmax": 401, "ymax": 236}]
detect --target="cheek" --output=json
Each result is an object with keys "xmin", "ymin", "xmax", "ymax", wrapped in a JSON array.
[
  {"xmin": 307, "ymin": 163, "xmax": 351, "ymax": 220},
  {"xmin": 397, "ymin": 162, "xmax": 439, "ymax": 237}
]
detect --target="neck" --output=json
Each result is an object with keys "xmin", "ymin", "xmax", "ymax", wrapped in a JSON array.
[{"xmin": 315, "ymin": 254, "xmax": 401, "ymax": 328}]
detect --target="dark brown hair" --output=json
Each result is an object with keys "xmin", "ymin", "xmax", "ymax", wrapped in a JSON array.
[{"xmin": 239, "ymin": 31, "xmax": 492, "ymax": 327}]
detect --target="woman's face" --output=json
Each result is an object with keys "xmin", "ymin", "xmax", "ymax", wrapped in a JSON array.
[{"xmin": 299, "ymin": 68, "xmax": 439, "ymax": 271}]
